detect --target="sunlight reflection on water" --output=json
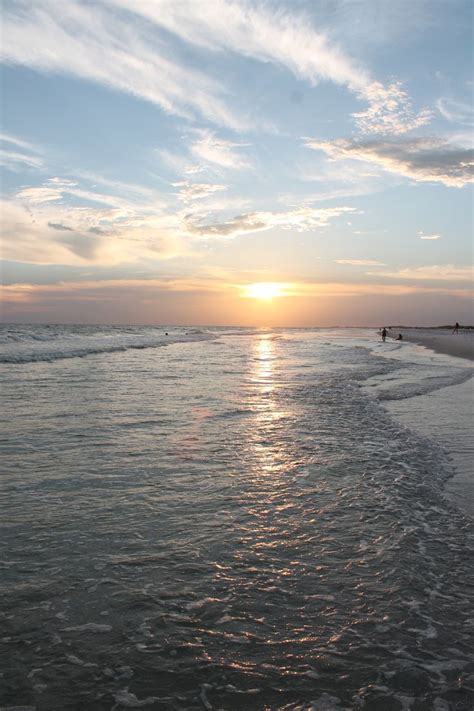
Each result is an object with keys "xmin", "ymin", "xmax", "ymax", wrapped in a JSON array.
[
  {"xmin": 1, "ymin": 329, "xmax": 473, "ymax": 710},
  {"xmin": 249, "ymin": 335, "xmax": 293, "ymax": 479}
]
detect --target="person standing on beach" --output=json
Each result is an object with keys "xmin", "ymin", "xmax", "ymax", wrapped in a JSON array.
[
  {"xmin": 453, "ymin": 322, "xmax": 460, "ymax": 334},
  {"xmin": 381, "ymin": 328, "xmax": 387, "ymax": 342}
]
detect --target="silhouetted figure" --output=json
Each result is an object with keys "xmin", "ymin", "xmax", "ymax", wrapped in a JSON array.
[
  {"xmin": 452, "ymin": 322, "xmax": 460, "ymax": 334},
  {"xmin": 381, "ymin": 328, "xmax": 387, "ymax": 342},
  {"xmin": 396, "ymin": 333, "xmax": 403, "ymax": 341}
]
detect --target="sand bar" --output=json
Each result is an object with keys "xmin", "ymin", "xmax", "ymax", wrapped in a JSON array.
[{"xmin": 391, "ymin": 328, "xmax": 474, "ymax": 362}]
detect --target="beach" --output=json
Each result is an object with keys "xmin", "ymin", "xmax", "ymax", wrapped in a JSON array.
[
  {"xmin": 390, "ymin": 327, "xmax": 474, "ymax": 361},
  {"xmin": 1, "ymin": 325, "xmax": 473, "ymax": 710},
  {"xmin": 381, "ymin": 327, "xmax": 474, "ymax": 521}
]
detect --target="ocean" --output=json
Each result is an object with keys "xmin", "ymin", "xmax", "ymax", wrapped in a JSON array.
[{"xmin": 1, "ymin": 324, "xmax": 473, "ymax": 711}]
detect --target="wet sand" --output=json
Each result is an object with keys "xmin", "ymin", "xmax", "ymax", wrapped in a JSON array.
[
  {"xmin": 387, "ymin": 378, "xmax": 474, "ymax": 519},
  {"xmin": 387, "ymin": 327, "xmax": 474, "ymax": 519},
  {"xmin": 391, "ymin": 328, "xmax": 474, "ymax": 361}
]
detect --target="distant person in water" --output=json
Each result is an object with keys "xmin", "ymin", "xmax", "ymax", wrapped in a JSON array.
[
  {"xmin": 452, "ymin": 322, "xmax": 460, "ymax": 334},
  {"xmin": 396, "ymin": 333, "xmax": 403, "ymax": 341},
  {"xmin": 381, "ymin": 327, "xmax": 387, "ymax": 342}
]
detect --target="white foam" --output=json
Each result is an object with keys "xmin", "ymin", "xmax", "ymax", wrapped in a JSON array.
[
  {"xmin": 63, "ymin": 622, "xmax": 112, "ymax": 632},
  {"xmin": 113, "ymin": 688, "xmax": 161, "ymax": 708},
  {"xmin": 185, "ymin": 596, "xmax": 229, "ymax": 610},
  {"xmin": 199, "ymin": 684, "xmax": 213, "ymax": 711},
  {"xmin": 309, "ymin": 692, "xmax": 348, "ymax": 710},
  {"xmin": 0, "ymin": 325, "xmax": 215, "ymax": 363}
]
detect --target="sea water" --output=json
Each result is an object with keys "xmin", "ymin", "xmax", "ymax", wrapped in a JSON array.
[{"xmin": 1, "ymin": 325, "xmax": 473, "ymax": 711}]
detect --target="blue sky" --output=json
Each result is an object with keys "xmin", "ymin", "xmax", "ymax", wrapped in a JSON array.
[{"xmin": 1, "ymin": 0, "xmax": 472, "ymax": 325}]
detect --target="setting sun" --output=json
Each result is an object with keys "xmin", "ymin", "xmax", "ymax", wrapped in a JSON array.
[{"xmin": 243, "ymin": 282, "xmax": 288, "ymax": 301}]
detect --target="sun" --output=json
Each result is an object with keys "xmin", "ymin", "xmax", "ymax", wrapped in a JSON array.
[{"xmin": 243, "ymin": 282, "xmax": 287, "ymax": 301}]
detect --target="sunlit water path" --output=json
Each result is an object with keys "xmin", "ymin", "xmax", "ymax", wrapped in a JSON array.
[{"xmin": 1, "ymin": 326, "xmax": 473, "ymax": 710}]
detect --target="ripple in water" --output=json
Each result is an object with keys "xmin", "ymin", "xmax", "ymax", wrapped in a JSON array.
[{"xmin": 0, "ymin": 327, "xmax": 473, "ymax": 710}]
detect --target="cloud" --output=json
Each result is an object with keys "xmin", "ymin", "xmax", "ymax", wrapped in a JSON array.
[
  {"xmin": 0, "ymin": 149, "xmax": 43, "ymax": 171},
  {"xmin": 186, "ymin": 205, "xmax": 355, "ymax": 238},
  {"xmin": 75, "ymin": 171, "xmax": 154, "ymax": 199},
  {"xmin": 418, "ymin": 231, "xmax": 441, "ymax": 240},
  {"xmin": 295, "ymin": 158, "xmax": 390, "ymax": 202},
  {"xmin": 352, "ymin": 81, "xmax": 432, "ymax": 135},
  {"xmin": 7, "ymin": 171, "xmax": 348, "ymax": 267},
  {"xmin": 112, "ymin": 0, "xmax": 370, "ymax": 90},
  {"xmin": 0, "ymin": 132, "xmax": 40, "ymax": 152},
  {"xmin": 0, "ymin": 0, "xmax": 248, "ymax": 131},
  {"xmin": 367, "ymin": 265, "xmax": 473, "ymax": 282},
  {"xmin": 0, "ymin": 133, "xmax": 44, "ymax": 172},
  {"xmin": 335, "ymin": 259, "xmax": 385, "ymax": 266},
  {"xmin": 173, "ymin": 181, "xmax": 227, "ymax": 201},
  {"xmin": 158, "ymin": 132, "xmax": 250, "ymax": 183},
  {"xmin": 111, "ymin": 0, "xmax": 429, "ymax": 135},
  {"xmin": 16, "ymin": 186, "xmax": 64, "ymax": 204},
  {"xmin": 48, "ymin": 222, "xmax": 75, "ymax": 231},
  {"xmin": 1, "ymin": 0, "xmax": 428, "ymax": 136},
  {"xmin": 156, "ymin": 149, "xmax": 204, "ymax": 177},
  {"xmin": 190, "ymin": 131, "xmax": 250, "ymax": 170},
  {"xmin": 436, "ymin": 97, "xmax": 474, "ymax": 125},
  {"xmin": 16, "ymin": 178, "xmax": 142, "ymax": 209},
  {"xmin": 0, "ymin": 132, "xmax": 44, "ymax": 171},
  {"xmin": 306, "ymin": 136, "xmax": 474, "ymax": 187},
  {"xmin": 2, "ymin": 277, "xmax": 470, "ymax": 316},
  {"xmin": 1, "ymin": 182, "xmax": 187, "ymax": 266}
]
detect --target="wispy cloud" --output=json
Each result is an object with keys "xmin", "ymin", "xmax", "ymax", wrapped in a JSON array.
[
  {"xmin": 436, "ymin": 97, "xmax": 474, "ymax": 125},
  {"xmin": 0, "ymin": 132, "xmax": 44, "ymax": 171},
  {"xmin": 352, "ymin": 81, "xmax": 432, "ymax": 135},
  {"xmin": 156, "ymin": 149, "xmax": 204, "ymax": 178},
  {"xmin": 2, "ymin": 174, "xmax": 187, "ymax": 266},
  {"xmin": 367, "ymin": 265, "xmax": 473, "ymax": 282},
  {"xmin": 2, "ymin": 198, "xmax": 188, "ymax": 266},
  {"xmin": 0, "ymin": 148, "xmax": 44, "ymax": 171},
  {"xmin": 75, "ymin": 171, "xmax": 155, "ymax": 199},
  {"xmin": 112, "ymin": 0, "xmax": 429, "ymax": 135},
  {"xmin": 48, "ymin": 222, "xmax": 75, "ymax": 232},
  {"xmin": 2, "ymin": 277, "xmax": 470, "ymax": 315},
  {"xmin": 0, "ymin": 132, "xmax": 41, "ymax": 153},
  {"xmin": 8, "ymin": 174, "xmax": 355, "ymax": 266},
  {"xmin": 16, "ymin": 185, "xmax": 65, "ymax": 203},
  {"xmin": 306, "ymin": 136, "xmax": 474, "ymax": 187},
  {"xmin": 15, "ymin": 177, "xmax": 159, "ymax": 212},
  {"xmin": 1, "ymin": 0, "xmax": 429, "ymax": 136},
  {"xmin": 190, "ymin": 131, "xmax": 250, "ymax": 170},
  {"xmin": 418, "ymin": 231, "xmax": 441, "ymax": 240},
  {"xmin": 0, "ymin": 0, "xmax": 248, "ymax": 131},
  {"xmin": 335, "ymin": 259, "xmax": 385, "ymax": 266},
  {"xmin": 7, "ymin": 169, "xmax": 337, "ymax": 267},
  {"xmin": 112, "ymin": 0, "xmax": 370, "ymax": 91},
  {"xmin": 173, "ymin": 181, "xmax": 227, "ymax": 202},
  {"xmin": 186, "ymin": 205, "xmax": 355, "ymax": 238}
]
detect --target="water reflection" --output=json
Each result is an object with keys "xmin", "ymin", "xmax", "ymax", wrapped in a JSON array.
[
  {"xmin": 252, "ymin": 333, "xmax": 275, "ymax": 395},
  {"xmin": 249, "ymin": 334, "xmax": 290, "ymax": 477}
]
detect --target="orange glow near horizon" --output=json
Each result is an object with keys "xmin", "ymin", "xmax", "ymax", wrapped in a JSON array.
[{"xmin": 242, "ymin": 282, "xmax": 289, "ymax": 301}]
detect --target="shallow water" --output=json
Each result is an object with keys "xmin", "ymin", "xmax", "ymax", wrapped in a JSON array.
[
  {"xmin": 387, "ymin": 377, "xmax": 474, "ymax": 518},
  {"xmin": 1, "ymin": 326, "xmax": 473, "ymax": 710}
]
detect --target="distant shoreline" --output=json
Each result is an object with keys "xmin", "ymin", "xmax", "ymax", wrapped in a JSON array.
[{"xmin": 390, "ymin": 328, "xmax": 474, "ymax": 362}]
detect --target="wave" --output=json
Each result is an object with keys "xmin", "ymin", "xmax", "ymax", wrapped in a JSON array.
[
  {"xmin": 376, "ymin": 368, "xmax": 473, "ymax": 401},
  {"xmin": 0, "ymin": 327, "xmax": 215, "ymax": 364}
]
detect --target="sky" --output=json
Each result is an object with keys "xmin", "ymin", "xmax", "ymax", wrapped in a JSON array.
[{"xmin": 0, "ymin": 0, "xmax": 473, "ymax": 326}]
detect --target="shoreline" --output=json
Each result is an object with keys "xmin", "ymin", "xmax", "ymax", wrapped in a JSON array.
[
  {"xmin": 386, "ymin": 376, "xmax": 474, "ymax": 520},
  {"xmin": 383, "ymin": 329, "xmax": 473, "ymax": 520},
  {"xmin": 389, "ymin": 328, "xmax": 474, "ymax": 362}
]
